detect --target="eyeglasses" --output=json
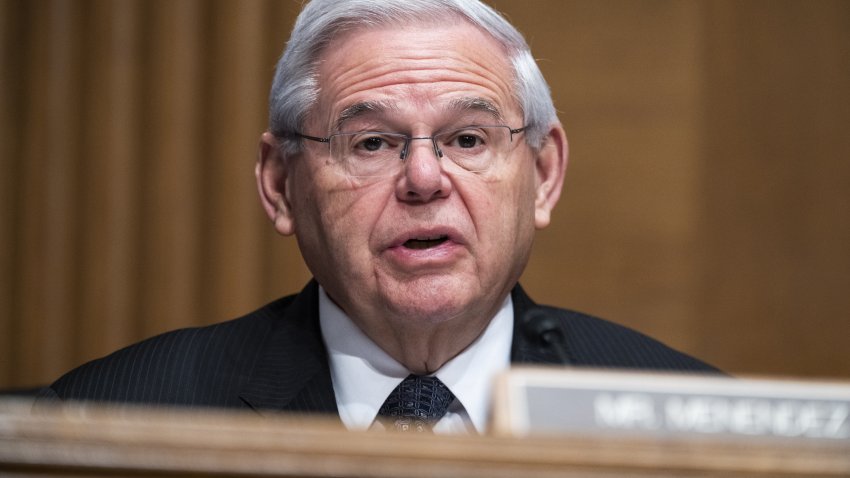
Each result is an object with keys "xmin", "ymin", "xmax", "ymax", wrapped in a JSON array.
[{"xmin": 293, "ymin": 125, "xmax": 527, "ymax": 178}]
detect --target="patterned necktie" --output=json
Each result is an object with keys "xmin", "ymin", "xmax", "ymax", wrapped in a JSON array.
[{"xmin": 377, "ymin": 375, "xmax": 455, "ymax": 433}]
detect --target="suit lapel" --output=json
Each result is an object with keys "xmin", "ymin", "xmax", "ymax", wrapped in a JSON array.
[{"xmin": 238, "ymin": 281, "xmax": 339, "ymax": 415}]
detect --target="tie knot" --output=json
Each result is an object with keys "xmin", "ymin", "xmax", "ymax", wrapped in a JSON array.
[{"xmin": 377, "ymin": 375, "xmax": 455, "ymax": 432}]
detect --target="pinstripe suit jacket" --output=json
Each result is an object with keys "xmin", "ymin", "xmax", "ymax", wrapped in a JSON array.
[{"xmin": 37, "ymin": 281, "xmax": 717, "ymax": 414}]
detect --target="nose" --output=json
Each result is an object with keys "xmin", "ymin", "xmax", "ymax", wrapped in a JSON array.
[{"xmin": 395, "ymin": 138, "xmax": 451, "ymax": 203}]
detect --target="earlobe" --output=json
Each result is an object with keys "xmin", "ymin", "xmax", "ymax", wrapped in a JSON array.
[
  {"xmin": 256, "ymin": 132, "xmax": 296, "ymax": 236},
  {"xmin": 533, "ymin": 125, "xmax": 569, "ymax": 229}
]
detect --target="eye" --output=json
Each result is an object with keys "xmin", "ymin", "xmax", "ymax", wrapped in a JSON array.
[
  {"xmin": 347, "ymin": 133, "xmax": 407, "ymax": 154},
  {"xmin": 355, "ymin": 135, "xmax": 387, "ymax": 152},
  {"xmin": 443, "ymin": 128, "xmax": 488, "ymax": 150},
  {"xmin": 456, "ymin": 134, "xmax": 482, "ymax": 148}
]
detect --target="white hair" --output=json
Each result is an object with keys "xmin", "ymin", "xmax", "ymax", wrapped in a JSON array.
[{"xmin": 268, "ymin": 0, "xmax": 558, "ymax": 153}]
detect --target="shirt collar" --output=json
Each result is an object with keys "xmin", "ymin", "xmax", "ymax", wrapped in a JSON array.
[{"xmin": 318, "ymin": 286, "xmax": 513, "ymax": 433}]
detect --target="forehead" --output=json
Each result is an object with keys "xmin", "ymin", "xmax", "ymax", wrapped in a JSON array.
[{"xmin": 311, "ymin": 21, "xmax": 519, "ymax": 130}]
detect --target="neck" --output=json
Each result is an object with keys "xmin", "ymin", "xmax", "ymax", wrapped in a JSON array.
[{"xmin": 378, "ymin": 320, "xmax": 490, "ymax": 374}]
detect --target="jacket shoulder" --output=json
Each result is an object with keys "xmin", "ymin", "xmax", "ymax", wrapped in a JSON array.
[
  {"xmin": 546, "ymin": 305, "xmax": 719, "ymax": 373},
  {"xmin": 41, "ymin": 294, "xmax": 298, "ymax": 408}
]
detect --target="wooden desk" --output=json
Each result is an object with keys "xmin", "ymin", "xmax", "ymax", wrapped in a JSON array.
[{"xmin": 1, "ymin": 399, "xmax": 848, "ymax": 477}]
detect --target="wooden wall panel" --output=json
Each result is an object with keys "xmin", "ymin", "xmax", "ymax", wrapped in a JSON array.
[
  {"xmin": 14, "ymin": 0, "xmax": 85, "ymax": 386},
  {"xmin": 138, "ymin": 0, "xmax": 205, "ymax": 338},
  {"xmin": 0, "ymin": 0, "xmax": 23, "ymax": 386},
  {"xmin": 495, "ymin": 0, "xmax": 706, "ymax": 354},
  {"xmin": 0, "ymin": 0, "xmax": 310, "ymax": 387},
  {"xmin": 696, "ymin": 0, "xmax": 850, "ymax": 378},
  {"xmin": 203, "ymin": 0, "xmax": 273, "ymax": 324},
  {"xmin": 1, "ymin": 0, "xmax": 848, "ymax": 389},
  {"xmin": 77, "ymin": 0, "xmax": 142, "ymax": 376}
]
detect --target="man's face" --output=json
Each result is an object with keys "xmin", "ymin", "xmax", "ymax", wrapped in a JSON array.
[{"xmin": 261, "ymin": 22, "xmax": 565, "ymax": 348}]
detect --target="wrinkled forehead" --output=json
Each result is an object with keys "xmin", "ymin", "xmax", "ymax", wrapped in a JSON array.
[{"xmin": 309, "ymin": 20, "xmax": 520, "ymax": 131}]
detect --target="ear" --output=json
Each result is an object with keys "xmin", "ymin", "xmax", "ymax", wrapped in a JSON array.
[
  {"xmin": 256, "ymin": 131, "xmax": 296, "ymax": 236},
  {"xmin": 533, "ymin": 124, "xmax": 569, "ymax": 229}
]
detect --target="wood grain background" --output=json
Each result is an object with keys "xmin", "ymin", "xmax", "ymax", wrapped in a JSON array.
[{"xmin": 2, "ymin": 0, "xmax": 848, "ymax": 389}]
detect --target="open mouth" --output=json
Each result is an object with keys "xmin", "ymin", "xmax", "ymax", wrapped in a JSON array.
[{"xmin": 403, "ymin": 235, "xmax": 449, "ymax": 250}]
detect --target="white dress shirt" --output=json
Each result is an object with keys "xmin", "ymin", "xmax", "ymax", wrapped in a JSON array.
[{"xmin": 318, "ymin": 286, "xmax": 513, "ymax": 434}]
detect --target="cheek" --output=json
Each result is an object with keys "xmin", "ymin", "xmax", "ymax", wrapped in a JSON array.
[
  {"xmin": 465, "ymin": 166, "xmax": 536, "ymax": 234},
  {"xmin": 460, "ymin": 166, "xmax": 538, "ymax": 271},
  {"xmin": 294, "ymin": 173, "xmax": 392, "ymax": 262}
]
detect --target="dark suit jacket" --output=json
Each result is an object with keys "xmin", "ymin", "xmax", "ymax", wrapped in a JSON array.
[{"xmin": 37, "ymin": 281, "xmax": 717, "ymax": 414}]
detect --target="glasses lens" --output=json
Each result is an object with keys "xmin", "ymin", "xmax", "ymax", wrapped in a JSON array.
[
  {"xmin": 326, "ymin": 126, "xmax": 516, "ymax": 178},
  {"xmin": 330, "ymin": 132, "xmax": 407, "ymax": 177},
  {"xmin": 434, "ymin": 126, "xmax": 511, "ymax": 172}
]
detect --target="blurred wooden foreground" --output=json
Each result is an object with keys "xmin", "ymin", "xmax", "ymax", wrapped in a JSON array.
[{"xmin": 1, "ymin": 399, "xmax": 848, "ymax": 477}]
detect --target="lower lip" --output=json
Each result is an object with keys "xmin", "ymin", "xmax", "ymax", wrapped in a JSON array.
[{"xmin": 384, "ymin": 240, "xmax": 465, "ymax": 269}]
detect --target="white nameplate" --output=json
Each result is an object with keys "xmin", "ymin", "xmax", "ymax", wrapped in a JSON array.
[{"xmin": 492, "ymin": 368, "xmax": 850, "ymax": 443}]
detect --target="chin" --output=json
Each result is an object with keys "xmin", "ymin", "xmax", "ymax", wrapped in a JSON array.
[
  {"xmin": 380, "ymin": 278, "xmax": 483, "ymax": 325},
  {"xmin": 389, "ymin": 301, "xmax": 466, "ymax": 325}
]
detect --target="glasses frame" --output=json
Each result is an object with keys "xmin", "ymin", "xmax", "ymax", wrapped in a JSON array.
[{"xmin": 293, "ymin": 124, "xmax": 528, "ymax": 162}]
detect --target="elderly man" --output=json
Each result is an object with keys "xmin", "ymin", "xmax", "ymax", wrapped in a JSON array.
[{"xmin": 38, "ymin": 0, "xmax": 715, "ymax": 433}]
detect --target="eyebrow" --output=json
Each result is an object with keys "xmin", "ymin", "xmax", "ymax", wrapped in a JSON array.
[
  {"xmin": 334, "ymin": 100, "xmax": 397, "ymax": 132},
  {"xmin": 446, "ymin": 97, "xmax": 505, "ymax": 123}
]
